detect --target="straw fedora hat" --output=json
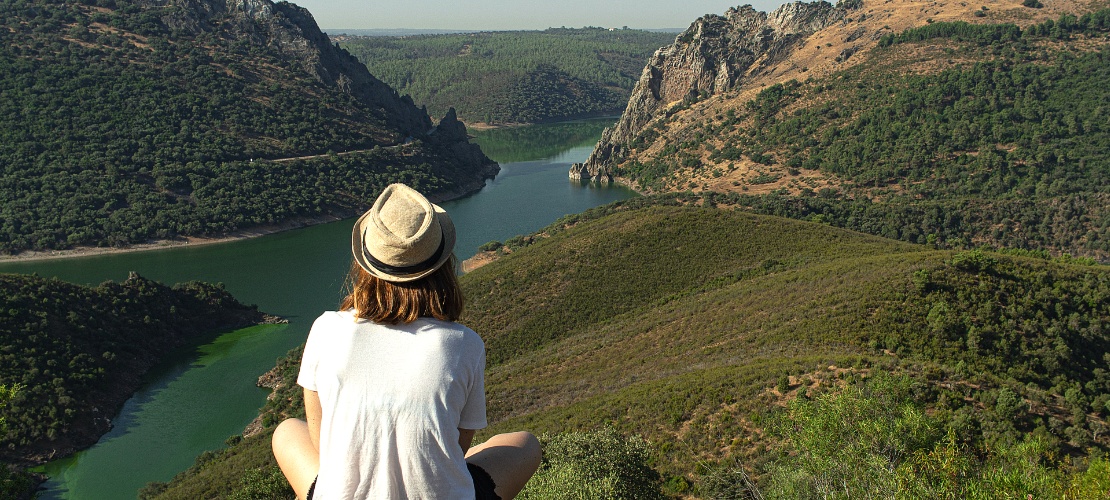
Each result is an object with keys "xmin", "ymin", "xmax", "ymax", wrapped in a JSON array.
[{"xmin": 351, "ymin": 184, "xmax": 456, "ymax": 282}]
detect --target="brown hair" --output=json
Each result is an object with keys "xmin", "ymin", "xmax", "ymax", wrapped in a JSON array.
[{"xmin": 339, "ymin": 258, "xmax": 464, "ymax": 324}]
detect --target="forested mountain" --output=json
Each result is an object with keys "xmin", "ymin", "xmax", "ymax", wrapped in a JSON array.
[
  {"xmin": 579, "ymin": 0, "xmax": 1110, "ymax": 262},
  {"xmin": 0, "ymin": 0, "xmax": 497, "ymax": 255},
  {"xmin": 337, "ymin": 28, "xmax": 676, "ymax": 124},
  {"xmin": 0, "ymin": 272, "xmax": 278, "ymax": 496}
]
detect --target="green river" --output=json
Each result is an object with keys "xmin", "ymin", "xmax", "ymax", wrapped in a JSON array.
[{"xmin": 0, "ymin": 118, "xmax": 634, "ymax": 499}]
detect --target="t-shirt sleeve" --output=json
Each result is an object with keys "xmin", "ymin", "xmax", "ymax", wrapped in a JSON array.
[
  {"xmin": 296, "ymin": 314, "xmax": 326, "ymax": 392},
  {"xmin": 458, "ymin": 333, "xmax": 487, "ymax": 430}
]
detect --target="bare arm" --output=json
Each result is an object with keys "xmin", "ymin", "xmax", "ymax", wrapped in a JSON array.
[
  {"xmin": 458, "ymin": 428, "xmax": 476, "ymax": 453},
  {"xmin": 304, "ymin": 388, "xmax": 322, "ymax": 452}
]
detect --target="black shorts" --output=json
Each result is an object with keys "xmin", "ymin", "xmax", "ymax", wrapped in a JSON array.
[
  {"xmin": 468, "ymin": 462, "xmax": 502, "ymax": 500},
  {"xmin": 305, "ymin": 463, "xmax": 500, "ymax": 499}
]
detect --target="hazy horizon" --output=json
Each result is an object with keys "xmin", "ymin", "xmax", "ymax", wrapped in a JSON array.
[{"xmin": 290, "ymin": 0, "xmax": 790, "ymax": 32}]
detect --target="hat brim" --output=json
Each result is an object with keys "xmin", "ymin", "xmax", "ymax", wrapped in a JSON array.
[{"xmin": 351, "ymin": 203, "xmax": 456, "ymax": 283}]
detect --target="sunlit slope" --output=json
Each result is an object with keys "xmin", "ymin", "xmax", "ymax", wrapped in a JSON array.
[
  {"xmin": 145, "ymin": 203, "xmax": 1108, "ymax": 495},
  {"xmin": 461, "ymin": 205, "xmax": 1109, "ymax": 472},
  {"xmin": 463, "ymin": 206, "xmax": 919, "ymax": 363}
]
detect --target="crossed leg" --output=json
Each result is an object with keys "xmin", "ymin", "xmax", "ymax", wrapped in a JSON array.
[
  {"xmin": 272, "ymin": 418, "xmax": 319, "ymax": 500},
  {"xmin": 465, "ymin": 431, "xmax": 542, "ymax": 499},
  {"xmin": 274, "ymin": 420, "xmax": 540, "ymax": 500}
]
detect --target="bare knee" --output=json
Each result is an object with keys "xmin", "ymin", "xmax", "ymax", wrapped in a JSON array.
[
  {"xmin": 272, "ymin": 418, "xmax": 318, "ymax": 500},
  {"xmin": 513, "ymin": 431, "xmax": 541, "ymax": 470},
  {"xmin": 467, "ymin": 431, "xmax": 542, "ymax": 499},
  {"xmin": 272, "ymin": 419, "xmax": 306, "ymax": 453}
]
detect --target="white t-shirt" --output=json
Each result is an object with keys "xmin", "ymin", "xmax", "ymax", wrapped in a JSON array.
[{"xmin": 297, "ymin": 310, "xmax": 487, "ymax": 499}]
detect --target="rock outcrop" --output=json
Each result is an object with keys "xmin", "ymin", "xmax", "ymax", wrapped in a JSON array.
[
  {"xmin": 149, "ymin": 0, "xmax": 437, "ymax": 138},
  {"xmin": 574, "ymin": 0, "xmax": 857, "ymax": 181}
]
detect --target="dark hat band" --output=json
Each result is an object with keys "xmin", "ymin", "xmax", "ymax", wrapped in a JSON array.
[{"xmin": 361, "ymin": 227, "xmax": 446, "ymax": 277}]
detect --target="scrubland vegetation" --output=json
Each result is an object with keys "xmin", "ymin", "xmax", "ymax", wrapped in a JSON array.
[
  {"xmin": 146, "ymin": 202, "xmax": 1108, "ymax": 498},
  {"xmin": 618, "ymin": 12, "xmax": 1110, "ymax": 261}
]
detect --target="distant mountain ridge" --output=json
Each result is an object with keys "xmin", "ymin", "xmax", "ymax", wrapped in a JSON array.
[
  {"xmin": 574, "ymin": 0, "xmax": 858, "ymax": 180},
  {"xmin": 0, "ymin": 0, "xmax": 497, "ymax": 255},
  {"xmin": 337, "ymin": 28, "xmax": 677, "ymax": 125}
]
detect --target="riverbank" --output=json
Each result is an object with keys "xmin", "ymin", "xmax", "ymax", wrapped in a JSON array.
[
  {"xmin": 0, "ymin": 164, "xmax": 500, "ymax": 265},
  {"xmin": 0, "ymin": 213, "xmax": 355, "ymax": 264}
]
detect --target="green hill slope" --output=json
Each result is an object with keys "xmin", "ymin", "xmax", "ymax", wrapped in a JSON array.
[
  {"xmin": 0, "ymin": 0, "xmax": 496, "ymax": 255},
  {"xmin": 338, "ymin": 28, "xmax": 675, "ymax": 124},
  {"xmin": 468, "ymin": 203, "xmax": 1108, "ymax": 486},
  {"xmin": 146, "ymin": 202, "xmax": 1108, "ymax": 498}
]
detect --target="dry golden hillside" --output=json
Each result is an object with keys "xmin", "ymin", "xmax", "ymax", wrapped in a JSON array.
[{"xmin": 621, "ymin": 0, "xmax": 1107, "ymax": 197}]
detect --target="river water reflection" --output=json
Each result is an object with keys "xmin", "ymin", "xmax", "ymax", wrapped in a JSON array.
[{"xmin": 1, "ymin": 118, "xmax": 634, "ymax": 499}]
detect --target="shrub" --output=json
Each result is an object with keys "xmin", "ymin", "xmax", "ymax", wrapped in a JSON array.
[
  {"xmin": 478, "ymin": 240, "xmax": 503, "ymax": 252},
  {"xmin": 226, "ymin": 466, "xmax": 293, "ymax": 500},
  {"xmin": 758, "ymin": 376, "xmax": 941, "ymax": 499},
  {"xmin": 518, "ymin": 429, "xmax": 664, "ymax": 500}
]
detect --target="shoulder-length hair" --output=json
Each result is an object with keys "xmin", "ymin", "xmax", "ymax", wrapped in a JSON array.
[{"xmin": 339, "ymin": 258, "xmax": 464, "ymax": 324}]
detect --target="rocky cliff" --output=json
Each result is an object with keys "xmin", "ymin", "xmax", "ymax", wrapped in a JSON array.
[{"xmin": 572, "ymin": 0, "xmax": 857, "ymax": 181}]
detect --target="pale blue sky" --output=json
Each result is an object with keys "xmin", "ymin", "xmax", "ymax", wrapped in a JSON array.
[{"xmin": 289, "ymin": 0, "xmax": 790, "ymax": 31}]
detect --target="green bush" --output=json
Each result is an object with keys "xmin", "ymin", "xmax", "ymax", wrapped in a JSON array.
[
  {"xmin": 226, "ymin": 466, "xmax": 293, "ymax": 500},
  {"xmin": 479, "ymin": 241, "xmax": 503, "ymax": 252},
  {"xmin": 758, "ymin": 376, "xmax": 941, "ymax": 499},
  {"xmin": 518, "ymin": 429, "xmax": 664, "ymax": 500}
]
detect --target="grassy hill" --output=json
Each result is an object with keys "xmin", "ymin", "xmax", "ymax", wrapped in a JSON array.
[
  {"xmin": 337, "ymin": 28, "xmax": 676, "ymax": 125},
  {"xmin": 144, "ymin": 201, "xmax": 1109, "ymax": 498},
  {"xmin": 0, "ymin": 0, "xmax": 495, "ymax": 255}
]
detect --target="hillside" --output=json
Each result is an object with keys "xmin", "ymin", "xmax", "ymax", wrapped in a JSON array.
[
  {"xmin": 576, "ymin": 0, "xmax": 1110, "ymax": 262},
  {"xmin": 0, "ymin": 272, "xmax": 280, "ymax": 496},
  {"xmin": 0, "ymin": 0, "xmax": 497, "ymax": 255},
  {"xmin": 143, "ymin": 201, "xmax": 1108, "ymax": 498},
  {"xmin": 336, "ymin": 28, "xmax": 676, "ymax": 125}
]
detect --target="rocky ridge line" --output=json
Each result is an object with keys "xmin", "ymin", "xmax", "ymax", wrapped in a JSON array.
[{"xmin": 572, "ymin": 0, "xmax": 858, "ymax": 182}]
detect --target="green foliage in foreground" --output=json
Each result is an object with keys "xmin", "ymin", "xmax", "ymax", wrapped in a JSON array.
[
  {"xmin": 340, "ymin": 28, "xmax": 675, "ymax": 124},
  {"xmin": 518, "ymin": 429, "xmax": 663, "ymax": 500},
  {"xmin": 0, "ymin": 273, "xmax": 268, "ymax": 462},
  {"xmin": 702, "ymin": 376, "xmax": 1110, "ymax": 499}
]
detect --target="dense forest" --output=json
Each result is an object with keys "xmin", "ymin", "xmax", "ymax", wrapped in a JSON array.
[
  {"xmin": 143, "ymin": 201, "xmax": 1109, "ymax": 498},
  {"xmin": 0, "ymin": 272, "xmax": 276, "ymax": 496},
  {"xmin": 616, "ymin": 12, "xmax": 1110, "ymax": 261},
  {"xmin": 0, "ymin": 0, "xmax": 495, "ymax": 255},
  {"xmin": 338, "ymin": 28, "xmax": 676, "ymax": 124}
]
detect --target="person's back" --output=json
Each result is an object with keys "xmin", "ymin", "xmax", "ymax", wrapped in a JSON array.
[
  {"xmin": 272, "ymin": 183, "xmax": 540, "ymax": 500},
  {"xmin": 300, "ymin": 314, "xmax": 486, "ymax": 498}
]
